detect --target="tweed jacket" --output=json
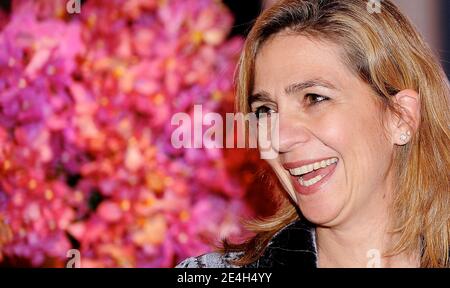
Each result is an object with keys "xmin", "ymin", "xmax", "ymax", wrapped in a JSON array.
[{"xmin": 176, "ymin": 219, "xmax": 318, "ymax": 268}]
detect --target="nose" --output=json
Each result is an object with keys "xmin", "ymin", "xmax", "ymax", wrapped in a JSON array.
[{"xmin": 277, "ymin": 112, "xmax": 312, "ymax": 153}]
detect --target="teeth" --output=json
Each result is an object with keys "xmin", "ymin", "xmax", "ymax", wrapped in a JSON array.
[
  {"xmin": 289, "ymin": 157, "xmax": 338, "ymax": 176},
  {"xmin": 299, "ymin": 175, "xmax": 324, "ymax": 187}
]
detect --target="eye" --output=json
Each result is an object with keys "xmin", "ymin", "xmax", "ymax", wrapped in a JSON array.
[
  {"xmin": 254, "ymin": 105, "xmax": 276, "ymax": 119},
  {"xmin": 305, "ymin": 94, "xmax": 330, "ymax": 105}
]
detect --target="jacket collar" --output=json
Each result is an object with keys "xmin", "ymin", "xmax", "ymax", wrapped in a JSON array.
[
  {"xmin": 242, "ymin": 219, "xmax": 450, "ymax": 268},
  {"xmin": 244, "ymin": 219, "xmax": 318, "ymax": 268}
]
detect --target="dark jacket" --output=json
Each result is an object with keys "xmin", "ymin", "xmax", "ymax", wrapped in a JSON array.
[{"xmin": 176, "ymin": 219, "xmax": 318, "ymax": 268}]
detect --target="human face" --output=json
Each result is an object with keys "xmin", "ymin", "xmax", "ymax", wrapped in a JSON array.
[{"xmin": 251, "ymin": 34, "xmax": 396, "ymax": 227}]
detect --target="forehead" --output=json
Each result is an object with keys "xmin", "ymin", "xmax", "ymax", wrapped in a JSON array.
[{"xmin": 253, "ymin": 34, "xmax": 353, "ymax": 93}]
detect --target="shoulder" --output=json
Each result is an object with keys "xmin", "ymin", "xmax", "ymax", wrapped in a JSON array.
[
  {"xmin": 175, "ymin": 252, "xmax": 243, "ymax": 268},
  {"xmin": 176, "ymin": 219, "xmax": 317, "ymax": 268},
  {"xmin": 252, "ymin": 218, "xmax": 317, "ymax": 268}
]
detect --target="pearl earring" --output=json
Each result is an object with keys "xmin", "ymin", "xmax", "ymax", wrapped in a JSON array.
[{"xmin": 400, "ymin": 131, "xmax": 411, "ymax": 142}]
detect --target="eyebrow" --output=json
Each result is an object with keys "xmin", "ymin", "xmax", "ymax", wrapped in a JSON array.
[
  {"xmin": 284, "ymin": 78, "xmax": 338, "ymax": 95},
  {"xmin": 249, "ymin": 78, "xmax": 338, "ymax": 108},
  {"xmin": 248, "ymin": 91, "xmax": 273, "ymax": 108}
]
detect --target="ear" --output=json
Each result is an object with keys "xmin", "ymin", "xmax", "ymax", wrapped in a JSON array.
[{"xmin": 390, "ymin": 89, "xmax": 420, "ymax": 146}]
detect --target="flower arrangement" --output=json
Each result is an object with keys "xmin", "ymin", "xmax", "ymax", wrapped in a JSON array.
[{"xmin": 0, "ymin": 0, "xmax": 259, "ymax": 267}]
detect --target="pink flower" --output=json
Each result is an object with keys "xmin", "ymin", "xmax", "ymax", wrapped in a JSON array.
[
  {"xmin": 0, "ymin": 0, "xmax": 256, "ymax": 268},
  {"xmin": 97, "ymin": 201, "xmax": 123, "ymax": 223}
]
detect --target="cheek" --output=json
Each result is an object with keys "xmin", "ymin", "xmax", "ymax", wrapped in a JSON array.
[
  {"xmin": 312, "ymin": 110, "xmax": 349, "ymax": 149},
  {"xmin": 314, "ymin": 102, "xmax": 389, "ymax": 151},
  {"xmin": 317, "ymin": 107, "xmax": 393, "ymax": 182}
]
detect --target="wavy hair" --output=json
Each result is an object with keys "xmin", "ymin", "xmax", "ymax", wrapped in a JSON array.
[{"xmin": 225, "ymin": 0, "xmax": 450, "ymax": 268}]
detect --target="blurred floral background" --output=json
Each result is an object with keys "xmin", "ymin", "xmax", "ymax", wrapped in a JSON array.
[
  {"xmin": 0, "ymin": 0, "xmax": 448, "ymax": 268},
  {"xmin": 0, "ymin": 0, "xmax": 276, "ymax": 267}
]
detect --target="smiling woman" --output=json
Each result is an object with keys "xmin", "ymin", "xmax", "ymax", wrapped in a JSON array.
[{"xmin": 176, "ymin": 0, "xmax": 450, "ymax": 268}]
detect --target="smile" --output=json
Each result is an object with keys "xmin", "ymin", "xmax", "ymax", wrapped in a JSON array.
[{"xmin": 284, "ymin": 157, "xmax": 339, "ymax": 195}]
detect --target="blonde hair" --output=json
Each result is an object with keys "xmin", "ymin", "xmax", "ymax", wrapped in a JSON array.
[{"xmin": 227, "ymin": 0, "xmax": 450, "ymax": 267}]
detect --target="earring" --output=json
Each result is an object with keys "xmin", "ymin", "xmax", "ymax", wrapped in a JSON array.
[{"xmin": 400, "ymin": 131, "xmax": 411, "ymax": 142}]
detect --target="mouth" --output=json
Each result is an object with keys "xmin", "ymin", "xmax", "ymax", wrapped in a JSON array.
[{"xmin": 284, "ymin": 157, "xmax": 338, "ymax": 195}]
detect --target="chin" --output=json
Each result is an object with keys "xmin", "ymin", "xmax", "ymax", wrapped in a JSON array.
[{"xmin": 296, "ymin": 192, "xmax": 346, "ymax": 227}]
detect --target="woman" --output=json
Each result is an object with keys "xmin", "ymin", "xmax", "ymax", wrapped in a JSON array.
[{"xmin": 177, "ymin": 0, "xmax": 450, "ymax": 268}]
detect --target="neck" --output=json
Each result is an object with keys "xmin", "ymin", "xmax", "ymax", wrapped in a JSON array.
[{"xmin": 315, "ymin": 182, "xmax": 419, "ymax": 268}]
